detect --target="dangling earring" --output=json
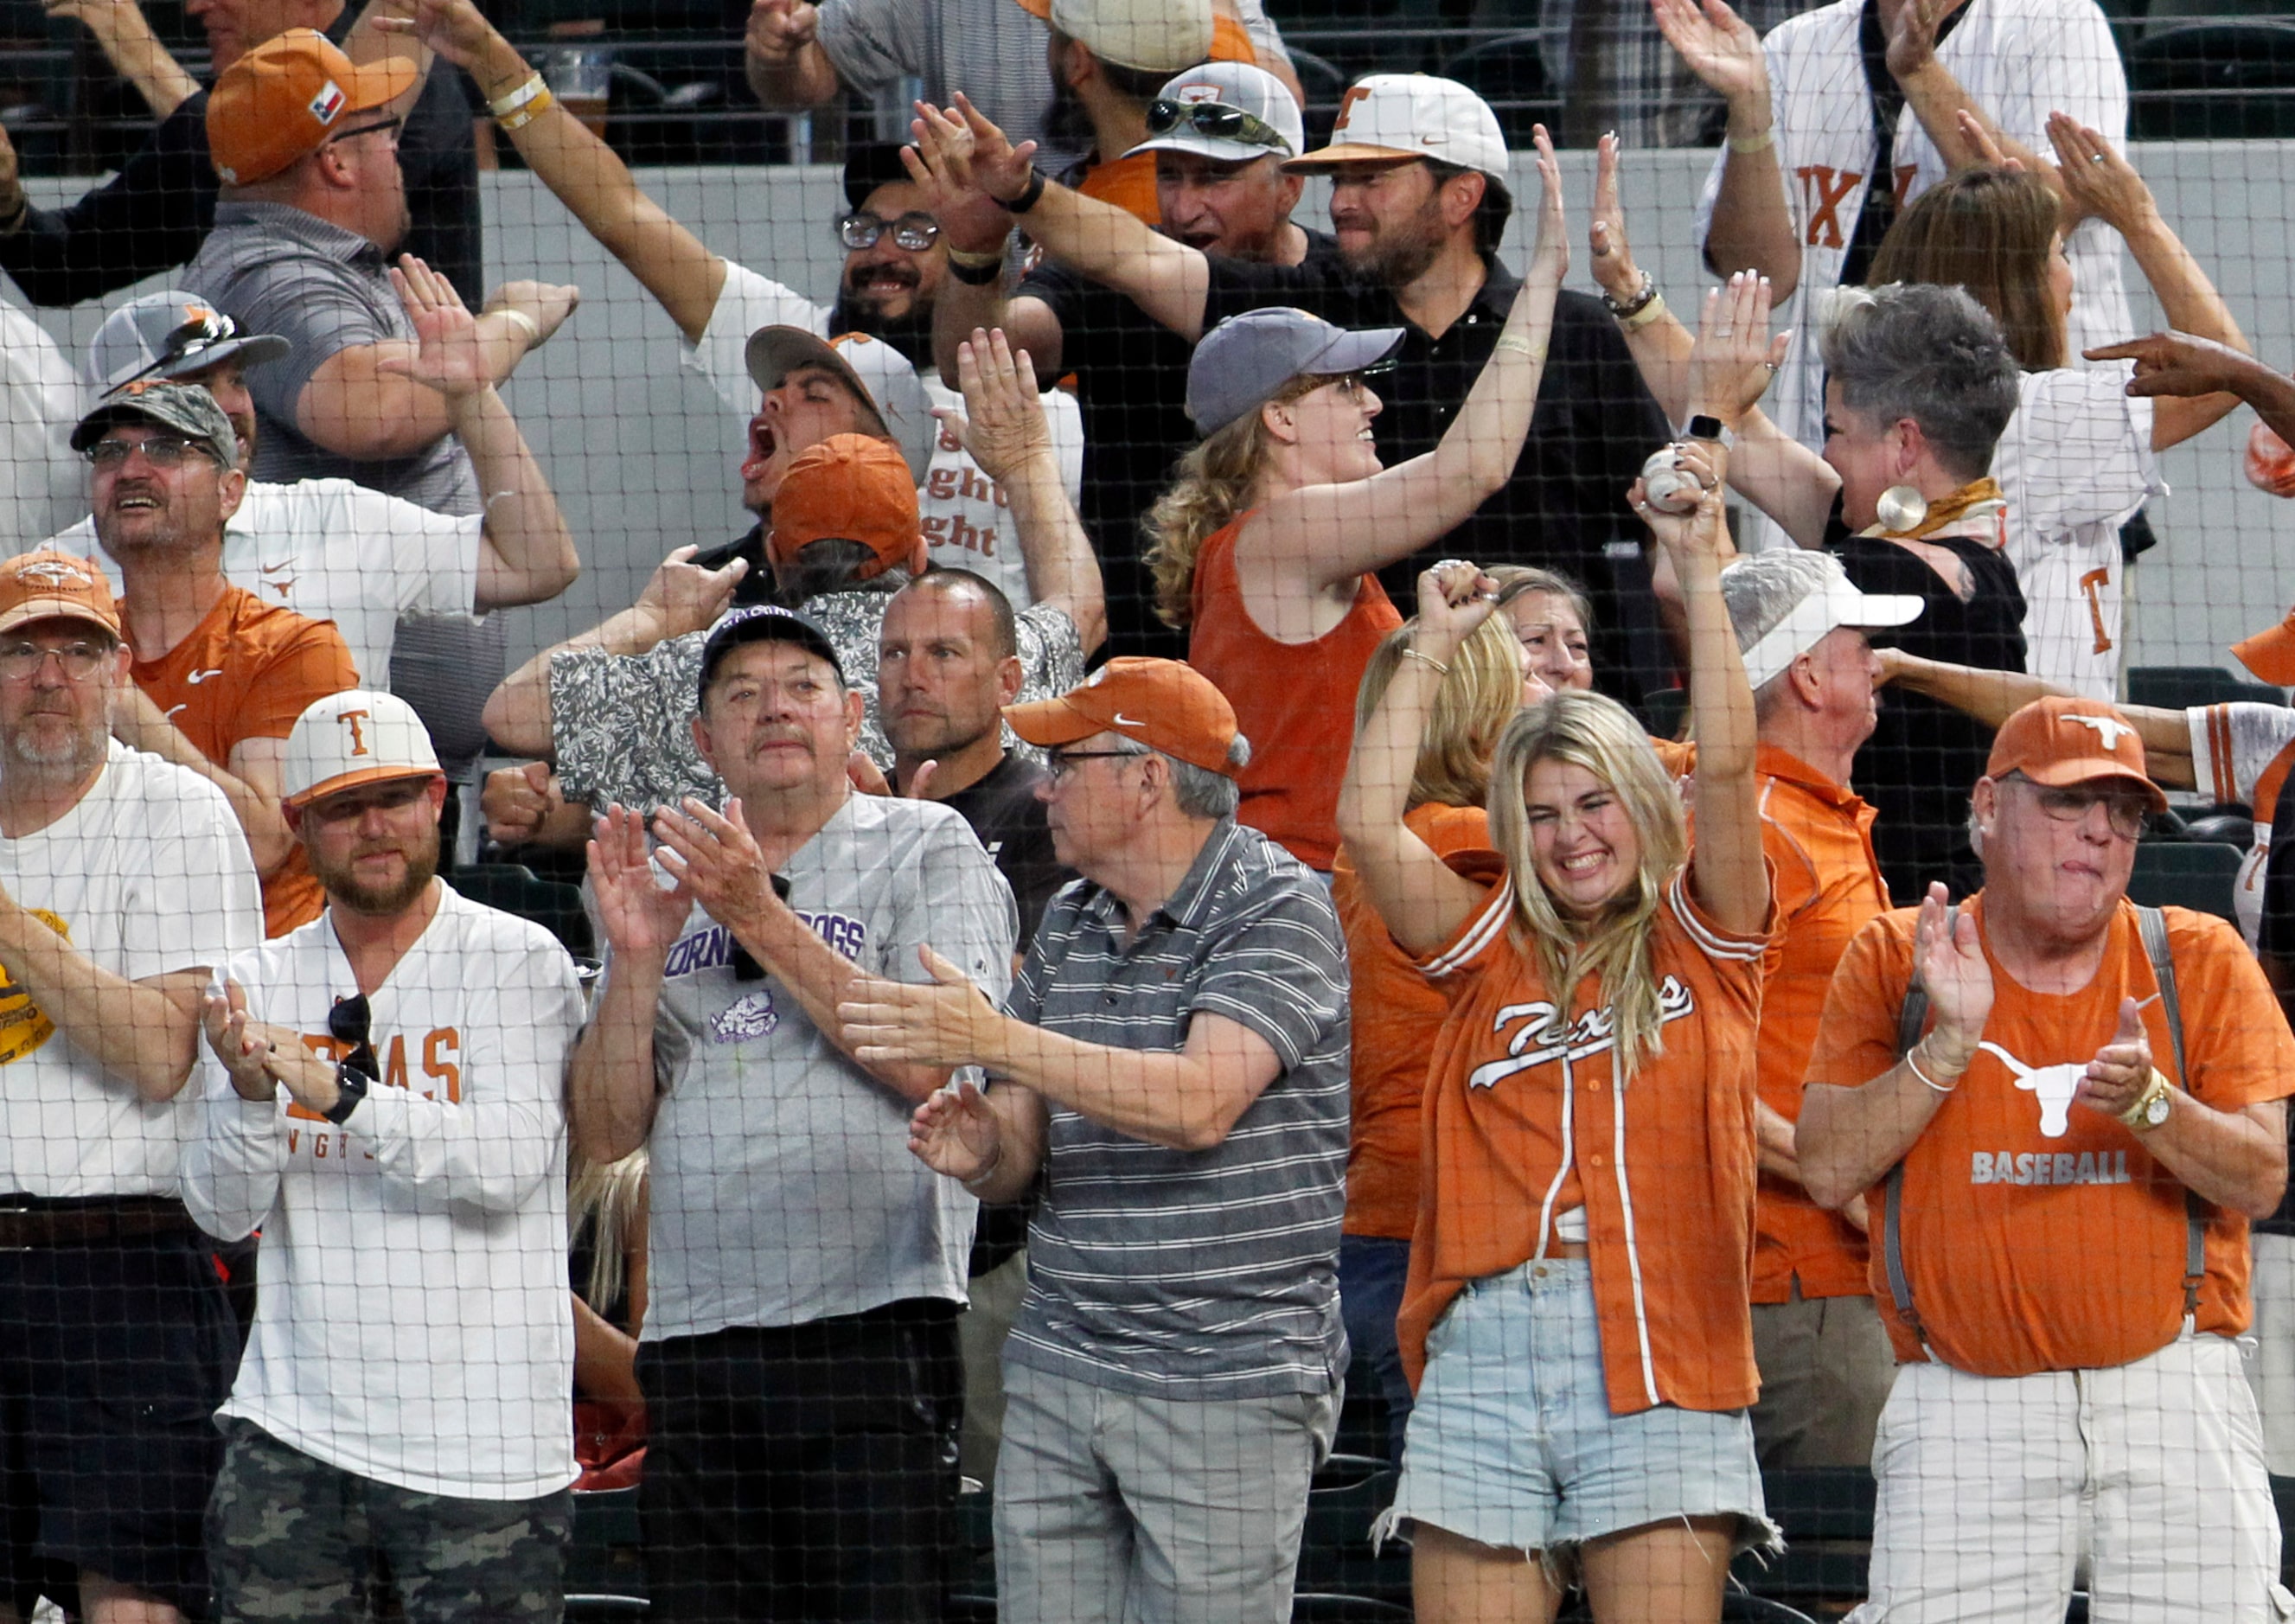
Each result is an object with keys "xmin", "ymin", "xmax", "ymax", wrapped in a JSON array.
[{"xmin": 1875, "ymin": 485, "xmax": 1927, "ymax": 534}]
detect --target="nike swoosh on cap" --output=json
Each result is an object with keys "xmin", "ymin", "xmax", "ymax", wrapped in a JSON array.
[{"xmin": 1112, "ymin": 713, "xmax": 1146, "ymax": 726}]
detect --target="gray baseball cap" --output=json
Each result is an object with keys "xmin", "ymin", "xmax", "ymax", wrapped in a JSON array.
[
  {"xmin": 1126, "ymin": 61, "xmax": 1305, "ymax": 163},
  {"xmin": 1185, "ymin": 307, "xmax": 1406, "ymax": 433},
  {"xmin": 744, "ymin": 327, "xmax": 936, "ymax": 485},
  {"xmin": 70, "ymin": 381, "xmax": 240, "ymax": 470},
  {"xmin": 85, "ymin": 291, "xmax": 289, "ymax": 398}
]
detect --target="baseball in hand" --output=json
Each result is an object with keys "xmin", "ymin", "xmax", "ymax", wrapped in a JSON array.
[{"xmin": 1640, "ymin": 446, "xmax": 1703, "ymax": 515}]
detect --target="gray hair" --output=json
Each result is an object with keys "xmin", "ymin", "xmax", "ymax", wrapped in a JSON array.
[
  {"xmin": 1818, "ymin": 283, "xmax": 2019, "ymax": 482},
  {"xmin": 778, "ymin": 539, "xmax": 901, "ymax": 604},
  {"xmin": 1721, "ymin": 549, "xmax": 1848, "ymax": 719},
  {"xmin": 1106, "ymin": 733, "xmax": 1251, "ymax": 821}
]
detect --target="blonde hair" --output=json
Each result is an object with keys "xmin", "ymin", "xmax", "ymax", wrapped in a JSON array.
[
  {"xmin": 1486, "ymin": 690, "xmax": 1689, "ymax": 1076},
  {"xmin": 1141, "ymin": 373, "xmax": 1326, "ymax": 630},
  {"xmin": 569, "ymin": 1148, "xmax": 649, "ymax": 1311},
  {"xmin": 1354, "ymin": 615, "xmax": 1525, "ymax": 811}
]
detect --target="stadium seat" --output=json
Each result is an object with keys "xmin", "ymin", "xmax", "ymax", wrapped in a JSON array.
[
  {"xmin": 2125, "ymin": 663, "xmax": 2287, "ymax": 712},
  {"xmin": 2126, "ymin": 840, "xmax": 2244, "ymax": 921},
  {"xmin": 1284, "ymin": 45, "xmax": 1357, "ymax": 146},
  {"xmin": 1295, "ymin": 1452, "xmax": 1411, "ymax": 1606},
  {"xmin": 1731, "ymin": 1466, "xmax": 1875, "ymax": 1612},
  {"xmin": 447, "ymin": 862, "xmax": 596, "ymax": 959},
  {"xmin": 1293, "ymin": 1595, "xmax": 1414, "ymax": 1621},
  {"xmin": 564, "ymin": 1600, "xmax": 649, "ymax": 1620},
  {"xmin": 1435, "ymin": 31, "xmax": 1561, "ymax": 144},
  {"xmin": 2128, "ymin": 22, "xmax": 2295, "ymax": 139}
]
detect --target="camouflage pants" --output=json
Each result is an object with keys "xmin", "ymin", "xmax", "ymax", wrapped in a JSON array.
[{"xmin": 205, "ymin": 1417, "xmax": 570, "ymax": 1623}]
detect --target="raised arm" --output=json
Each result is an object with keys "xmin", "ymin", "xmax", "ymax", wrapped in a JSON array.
[
  {"xmin": 481, "ymin": 546, "xmax": 745, "ymax": 758},
  {"xmin": 1885, "ymin": 0, "xmax": 2062, "ymax": 194},
  {"xmin": 1876, "ymin": 648, "xmax": 2196, "ymax": 785},
  {"xmin": 1640, "ymin": 451, "xmax": 1767, "ymax": 937},
  {"xmin": 396, "ymin": 0, "xmax": 727, "ymax": 342},
  {"xmin": 1243, "ymin": 130, "xmax": 1565, "ymax": 601},
  {"xmin": 744, "ymin": 0, "xmax": 842, "ymax": 110},
  {"xmin": 48, "ymin": 0, "xmax": 197, "ymax": 118},
  {"xmin": 939, "ymin": 328, "xmax": 1106, "ymax": 653},
  {"xmin": 569, "ymin": 807, "xmax": 693, "ymax": 1163},
  {"xmin": 1654, "ymin": 0, "xmax": 1798, "ymax": 292},
  {"xmin": 911, "ymin": 97, "xmax": 1210, "ymax": 344},
  {"xmin": 1334, "ymin": 562, "xmax": 1502, "ymax": 955},
  {"xmin": 899, "ymin": 115, "xmax": 1069, "ymax": 382},
  {"xmin": 2047, "ymin": 115, "xmax": 2247, "ymax": 451},
  {"xmin": 2088, "ymin": 332, "xmax": 2295, "ymax": 453}
]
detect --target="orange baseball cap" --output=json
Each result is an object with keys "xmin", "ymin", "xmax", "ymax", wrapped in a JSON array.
[
  {"xmin": 0, "ymin": 550, "xmax": 122, "ymax": 640},
  {"xmin": 765, "ymin": 434, "xmax": 925, "ymax": 581},
  {"xmin": 1005, "ymin": 657, "xmax": 1245, "ymax": 776},
  {"xmin": 2233, "ymin": 605, "xmax": 2295, "ymax": 687},
  {"xmin": 1985, "ymin": 695, "xmax": 2166, "ymax": 813},
  {"xmin": 208, "ymin": 29, "xmax": 415, "ymax": 186}
]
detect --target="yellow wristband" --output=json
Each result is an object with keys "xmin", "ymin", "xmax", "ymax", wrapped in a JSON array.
[
  {"xmin": 1727, "ymin": 127, "xmax": 1775, "ymax": 154},
  {"xmin": 1621, "ymin": 291, "xmax": 1668, "ymax": 330},
  {"xmin": 493, "ymin": 75, "xmax": 556, "ymax": 131}
]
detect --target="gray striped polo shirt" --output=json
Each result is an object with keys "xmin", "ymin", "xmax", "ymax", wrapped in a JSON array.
[{"xmin": 1003, "ymin": 817, "xmax": 1349, "ymax": 1400}]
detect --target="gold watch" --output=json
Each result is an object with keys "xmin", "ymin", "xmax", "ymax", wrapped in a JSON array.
[{"xmin": 2119, "ymin": 1068, "xmax": 2174, "ymax": 1133}]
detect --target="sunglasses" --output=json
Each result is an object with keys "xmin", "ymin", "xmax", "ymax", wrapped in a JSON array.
[
  {"xmin": 1145, "ymin": 98, "xmax": 1288, "ymax": 154},
  {"xmin": 837, "ymin": 211, "xmax": 940, "ymax": 253},
  {"xmin": 326, "ymin": 115, "xmax": 403, "ymax": 149},
  {"xmin": 329, "ymin": 994, "xmax": 380, "ymax": 1081}
]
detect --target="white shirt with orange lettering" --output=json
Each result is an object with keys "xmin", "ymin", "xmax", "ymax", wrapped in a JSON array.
[
  {"xmin": 1692, "ymin": 0, "xmax": 2128, "ymax": 530},
  {"xmin": 1805, "ymin": 897, "xmax": 2295, "ymax": 1378},
  {"xmin": 182, "ymin": 884, "xmax": 586, "ymax": 1499},
  {"xmin": 2185, "ymin": 700, "xmax": 2295, "ymax": 949}
]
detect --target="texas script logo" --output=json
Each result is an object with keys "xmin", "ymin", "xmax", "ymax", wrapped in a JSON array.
[{"xmin": 1467, "ymin": 975, "xmax": 1695, "ymax": 1090}]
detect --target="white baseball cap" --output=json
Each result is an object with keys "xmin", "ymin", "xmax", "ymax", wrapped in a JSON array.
[
  {"xmin": 745, "ymin": 327, "xmax": 936, "ymax": 485},
  {"xmin": 1013, "ymin": 0, "xmax": 1213, "ymax": 74},
  {"xmin": 1126, "ymin": 61, "xmax": 1305, "ymax": 163},
  {"xmin": 1724, "ymin": 553, "xmax": 1923, "ymax": 690},
  {"xmin": 1287, "ymin": 73, "xmax": 1509, "ymax": 184},
  {"xmin": 283, "ymin": 691, "xmax": 442, "ymax": 809}
]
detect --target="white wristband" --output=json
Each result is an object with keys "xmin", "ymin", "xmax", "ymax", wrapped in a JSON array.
[{"xmin": 499, "ymin": 308, "xmax": 542, "ymax": 347}]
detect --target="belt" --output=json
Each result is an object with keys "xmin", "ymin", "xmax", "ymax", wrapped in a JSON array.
[{"xmin": 0, "ymin": 1195, "xmax": 200, "ymax": 1250}]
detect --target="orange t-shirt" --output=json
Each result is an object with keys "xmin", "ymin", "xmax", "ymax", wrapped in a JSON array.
[
  {"xmin": 1750, "ymin": 745, "xmax": 1889, "ymax": 1303},
  {"xmin": 1189, "ymin": 514, "xmax": 1402, "ymax": 870},
  {"xmin": 1401, "ymin": 860, "xmax": 1769, "ymax": 1416},
  {"xmin": 133, "ymin": 585, "xmax": 358, "ymax": 937},
  {"xmin": 1332, "ymin": 803, "xmax": 1491, "ymax": 1241},
  {"xmin": 1805, "ymin": 898, "xmax": 2295, "ymax": 1377}
]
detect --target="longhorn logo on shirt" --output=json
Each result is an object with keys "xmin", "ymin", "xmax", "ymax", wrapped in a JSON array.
[
  {"xmin": 0, "ymin": 911, "xmax": 69, "ymax": 1065},
  {"xmin": 1978, "ymin": 1041, "xmax": 2086, "ymax": 1137},
  {"xmin": 1467, "ymin": 975, "xmax": 1695, "ymax": 1090}
]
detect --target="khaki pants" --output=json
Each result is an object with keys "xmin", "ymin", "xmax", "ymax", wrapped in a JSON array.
[{"xmin": 1748, "ymin": 1283, "xmax": 1898, "ymax": 1468}]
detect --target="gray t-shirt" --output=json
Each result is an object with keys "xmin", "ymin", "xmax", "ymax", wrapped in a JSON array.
[
  {"xmin": 186, "ymin": 202, "xmax": 478, "ymax": 516},
  {"xmin": 1002, "ymin": 817, "xmax": 1350, "ymax": 1400},
  {"xmin": 550, "ymin": 598, "xmax": 1084, "ymax": 814},
  {"xmin": 638, "ymin": 790, "xmax": 1019, "ymax": 1339}
]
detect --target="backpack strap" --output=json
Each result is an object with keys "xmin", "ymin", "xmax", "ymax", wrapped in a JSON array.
[
  {"xmin": 1883, "ymin": 932, "xmax": 1939, "ymax": 1341},
  {"xmin": 2135, "ymin": 905, "xmax": 2206, "ymax": 1322}
]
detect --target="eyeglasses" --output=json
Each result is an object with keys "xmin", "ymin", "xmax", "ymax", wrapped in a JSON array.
[
  {"xmin": 1045, "ymin": 748, "xmax": 1147, "ymax": 782},
  {"xmin": 0, "ymin": 641, "xmax": 110, "ymax": 681},
  {"xmin": 1145, "ymin": 98, "xmax": 1289, "ymax": 154},
  {"xmin": 328, "ymin": 994, "xmax": 380, "ymax": 1081},
  {"xmin": 327, "ymin": 115, "xmax": 402, "ymax": 150},
  {"xmin": 837, "ymin": 211, "xmax": 940, "ymax": 253},
  {"xmin": 85, "ymin": 434, "xmax": 217, "ymax": 470},
  {"xmin": 2006, "ymin": 773, "xmax": 2148, "ymax": 841}
]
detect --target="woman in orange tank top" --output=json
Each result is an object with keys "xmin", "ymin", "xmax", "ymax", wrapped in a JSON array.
[
  {"xmin": 1338, "ymin": 459, "xmax": 1773, "ymax": 1624},
  {"xmin": 1135, "ymin": 128, "xmax": 1569, "ymax": 871}
]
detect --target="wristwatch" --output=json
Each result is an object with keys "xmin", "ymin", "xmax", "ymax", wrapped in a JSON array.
[
  {"xmin": 324, "ymin": 1063, "xmax": 369, "ymax": 1126},
  {"xmin": 2120, "ymin": 1068, "xmax": 2174, "ymax": 1133}
]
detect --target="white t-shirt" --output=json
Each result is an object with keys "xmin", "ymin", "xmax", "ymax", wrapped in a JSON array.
[
  {"xmin": 2185, "ymin": 701, "xmax": 2295, "ymax": 949},
  {"xmin": 1697, "ymin": 0, "xmax": 2131, "ymax": 479},
  {"xmin": 0, "ymin": 297, "xmax": 84, "ymax": 548},
  {"xmin": 688, "ymin": 260, "xmax": 1086, "ymax": 611},
  {"xmin": 1991, "ymin": 361, "xmax": 2163, "ymax": 700},
  {"xmin": 54, "ymin": 479, "xmax": 483, "ymax": 689},
  {"xmin": 0, "ymin": 742, "xmax": 262, "ymax": 1198},
  {"xmin": 181, "ymin": 884, "xmax": 586, "ymax": 1499}
]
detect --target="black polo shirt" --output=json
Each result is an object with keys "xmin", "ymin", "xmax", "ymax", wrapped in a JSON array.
[
  {"xmin": 1020, "ymin": 229, "xmax": 1346, "ymax": 660},
  {"xmin": 1199, "ymin": 254, "xmax": 1675, "ymax": 707}
]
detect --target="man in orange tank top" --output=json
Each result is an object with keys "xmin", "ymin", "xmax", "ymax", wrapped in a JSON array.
[
  {"xmin": 1800, "ymin": 696, "xmax": 2295, "ymax": 1622},
  {"xmin": 1717, "ymin": 547, "xmax": 1920, "ymax": 1468},
  {"xmin": 78, "ymin": 384, "xmax": 355, "ymax": 937}
]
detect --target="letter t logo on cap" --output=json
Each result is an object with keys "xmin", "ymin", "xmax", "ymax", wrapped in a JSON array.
[{"xmin": 339, "ymin": 708, "xmax": 370, "ymax": 756}]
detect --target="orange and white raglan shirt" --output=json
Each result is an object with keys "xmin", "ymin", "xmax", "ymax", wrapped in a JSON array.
[
  {"xmin": 1751, "ymin": 745, "xmax": 1890, "ymax": 1304},
  {"xmin": 2185, "ymin": 700, "xmax": 2295, "ymax": 949},
  {"xmin": 1806, "ymin": 897, "xmax": 2295, "ymax": 1377},
  {"xmin": 1398, "ymin": 858, "xmax": 1769, "ymax": 1416}
]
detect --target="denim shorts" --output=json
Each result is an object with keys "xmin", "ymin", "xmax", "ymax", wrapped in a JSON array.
[{"xmin": 1391, "ymin": 1257, "xmax": 1774, "ymax": 1558}]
